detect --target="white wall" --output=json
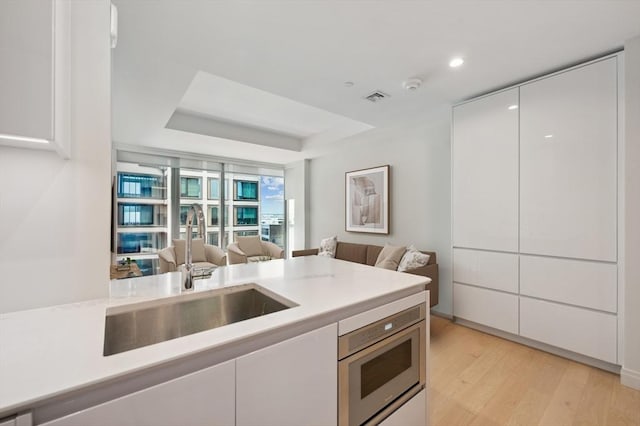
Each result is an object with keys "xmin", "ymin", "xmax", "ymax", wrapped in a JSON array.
[
  {"xmin": 308, "ymin": 116, "xmax": 452, "ymax": 315},
  {"xmin": 622, "ymin": 35, "xmax": 640, "ymax": 389},
  {"xmin": 0, "ymin": 0, "xmax": 111, "ymax": 313},
  {"xmin": 284, "ymin": 159, "xmax": 310, "ymax": 257}
]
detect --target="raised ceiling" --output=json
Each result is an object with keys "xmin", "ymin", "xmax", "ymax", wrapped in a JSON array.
[{"xmin": 112, "ymin": 1, "xmax": 640, "ymax": 165}]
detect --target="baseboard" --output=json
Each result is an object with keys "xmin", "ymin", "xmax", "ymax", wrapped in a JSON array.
[
  {"xmin": 454, "ymin": 317, "xmax": 621, "ymax": 374},
  {"xmin": 621, "ymin": 367, "xmax": 640, "ymax": 390},
  {"xmin": 430, "ymin": 310, "xmax": 453, "ymax": 320}
]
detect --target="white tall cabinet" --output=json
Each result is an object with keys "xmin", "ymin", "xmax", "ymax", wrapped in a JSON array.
[{"xmin": 452, "ymin": 55, "xmax": 621, "ymax": 365}]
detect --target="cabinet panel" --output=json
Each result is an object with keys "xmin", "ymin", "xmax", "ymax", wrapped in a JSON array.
[
  {"xmin": 236, "ymin": 324, "xmax": 338, "ymax": 426},
  {"xmin": 453, "ymin": 248, "xmax": 518, "ymax": 293},
  {"xmin": 378, "ymin": 389, "xmax": 425, "ymax": 426},
  {"xmin": 41, "ymin": 360, "xmax": 235, "ymax": 426},
  {"xmin": 520, "ymin": 57, "xmax": 617, "ymax": 261},
  {"xmin": 520, "ymin": 255, "xmax": 617, "ymax": 313},
  {"xmin": 520, "ymin": 296, "xmax": 617, "ymax": 363},
  {"xmin": 453, "ymin": 88, "xmax": 519, "ymax": 252},
  {"xmin": 0, "ymin": 0, "xmax": 54, "ymax": 140},
  {"xmin": 453, "ymin": 283, "xmax": 518, "ymax": 334}
]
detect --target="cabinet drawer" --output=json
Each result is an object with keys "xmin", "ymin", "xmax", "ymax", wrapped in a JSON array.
[
  {"xmin": 520, "ymin": 297, "xmax": 617, "ymax": 363},
  {"xmin": 453, "ymin": 249, "xmax": 518, "ymax": 293},
  {"xmin": 520, "ymin": 255, "xmax": 617, "ymax": 313},
  {"xmin": 454, "ymin": 283, "xmax": 518, "ymax": 334},
  {"xmin": 378, "ymin": 388, "xmax": 425, "ymax": 426}
]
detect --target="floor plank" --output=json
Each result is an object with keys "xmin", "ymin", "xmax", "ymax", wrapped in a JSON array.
[{"xmin": 429, "ymin": 316, "xmax": 640, "ymax": 426}]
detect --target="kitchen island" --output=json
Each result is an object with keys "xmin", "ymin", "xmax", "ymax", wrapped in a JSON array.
[{"xmin": 0, "ymin": 256, "xmax": 430, "ymax": 425}]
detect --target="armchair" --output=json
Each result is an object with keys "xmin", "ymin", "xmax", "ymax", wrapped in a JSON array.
[
  {"xmin": 227, "ymin": 235, "xmax": 284, "ymax": 265},
  {"xmin": 158, "ymin": 239, "xmax": 227, "ymax": 273}
]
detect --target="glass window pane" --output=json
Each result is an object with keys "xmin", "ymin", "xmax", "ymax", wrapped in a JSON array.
[
  {"xmin": 260, "ymin": 176, "xmax": 285, "ymax": 249},
  {"xmin": 180, "ymin": 205, "xmax": 199, "ymax": 226},
  {"xmin": 180, "ymin": 177, "xmax": 201, "ymax": 198},
  {"xmin": 208, "ymin": 178, "xmax": 220, "ymax": 200},
  {"xmin": 117, "ymin": 173, "xmax": 165, "ymax": 199},
  {"xmin": 234, "ymin": 207, "xmax": 258, "ymax": 226},
  {"xmin": 234, "ymin": 180, "xmax": 258, "ymax": 201},
  {"xmin": 117, "ymin": 232, "xmax": 167, "ymax": 254},
  {"xmin": 207, "ymin": 232, "xmax": 219, "ymax": 246},
  {"xmin": 208, "ymin": 206, "xmax": 219, "ymax": 226}
]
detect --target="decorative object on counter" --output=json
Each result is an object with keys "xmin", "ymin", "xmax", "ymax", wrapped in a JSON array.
[
  {"xmin": 227, "ymin": 235, "xmax": 284, "ymax": 264},
  {"xmin": 116, "ymin": 257, "xmax": 133, "ymax": 271},
  {"xmin": 318, "ymin": 236, "xmax": 338, "ymax": 257},
  {"xmin": 345, "ymin": 165, "xmax": 389, "ymax": 234},
  {"xmin": 292, "ymin": 241, "xmax": 439, "ymax": 307},
  {"xmin": 110, "ymin": 262, "xmax": 142, "ymax": 280}
]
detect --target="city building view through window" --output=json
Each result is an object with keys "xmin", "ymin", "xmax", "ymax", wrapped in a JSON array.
[{"xmin": 113, "ymin": 160, "xmax": 285, "ymax": 275}]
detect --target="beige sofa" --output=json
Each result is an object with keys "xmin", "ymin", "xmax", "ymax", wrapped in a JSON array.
[
  {"xmin": 228, "ymin": 236, "xmax": 285, "ymax": 265},
  {"xmin": 158, "ymin": 239, "xmax": 227, "ymax": 273},
  {"xmin": 293, "ymin": 242, "xmax": 439, "ymax": 307}
]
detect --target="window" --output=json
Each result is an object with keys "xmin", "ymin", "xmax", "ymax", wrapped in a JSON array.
[
  {"xmin": 118, "ymin": 204, "xmax": 155, "ymax": 226},
  {"xmin": 208, "ymin": 206, "xmax": 219, "ymax": 226},
  {"xmin": 180, "ymin": 205, "xmax": 201, "ymax": 226},
  {"xmin": 180, "ymin": 176, "xmax": 201, "ymax": 198},
  {"xmin": 207, "ymin": 232, "xmax": 219, "ymax": 246},
  {"xmin": 234, "ymin": 180, "xmax": 258, "ymax": 201},
  {"xmin": 235, "ymin": 206, "xmax": 258, "ymax": 225},
  {"xmin": 117, "ymin": 232, "xmax": 166, "ymax": 254},
  {"xmin": 117, "ymin": 173, "xmax": 165, "ymax": 199},
  {"xmin": 208, "ymin": 178, "xmax": 220, "ymax": 200}
]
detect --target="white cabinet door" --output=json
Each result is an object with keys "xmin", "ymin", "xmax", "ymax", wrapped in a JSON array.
[
  {"xmin": 453, "ymin": 283, "xmax": 519, "ymax": 334},
  {"xmin": 453, "ymin": 88, "xmax": 519, "ymax": 252},
  {"xmin": 0, "ymin": 0, "xmax": 54, "ymax": 140},
  {"xmin": 236, "ymin": 324, "xmax": 338, "ymax": 426},
  {"xmin": 520, "ymin": 255, "xmax": 617, "ymax": 313},
  {"xmin": 520, "ymin": 57, "xmax": 617, "ymax": 261},
  {"xmin": 520, "ymin": 296, "xmax": 617, "ymax": 363},
  {"xmin": 41, "ymin": 360, "xmax": 235, "ymax": 426},
  {"xmin": 453, "ymin": 248, "xmax": 518, "ymax": 293}
]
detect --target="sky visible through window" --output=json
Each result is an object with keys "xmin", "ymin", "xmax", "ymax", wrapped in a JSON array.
[{"xmin": 260, "ymin": 176, "xmax": 284, "ymax": 216}]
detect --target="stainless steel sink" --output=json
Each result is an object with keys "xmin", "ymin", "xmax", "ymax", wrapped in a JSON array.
[{"xmin": 103, "ymin": 284, "xmax": 296, "ymax": 356}]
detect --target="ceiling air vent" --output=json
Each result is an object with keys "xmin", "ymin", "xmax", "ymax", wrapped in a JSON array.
[{"xmin": 364, "ymin": 91, "xmax": 390, "ymax": 103}]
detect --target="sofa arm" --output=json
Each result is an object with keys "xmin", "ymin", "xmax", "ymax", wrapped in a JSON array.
[
  {"xmin": 227, "ymin": 243, "xmax": 248, "ymax": 264},
  {"xmin": 292, "ymin": 248, "xmax": 319, "ymax": 257},
  {"xmin": 205, "ymin": 244, "xmax": 227, "ymax": 266},
  {"xmin": 158, "ymin": 247, "xmax": 177, "ymax": 273},
  {"xmin": 405, "ymin": 263, "xmax": 439, "ymax": 307},
  {"xmin": 262, "ymin": 241, "xmax": 285, "ymax": 259}
]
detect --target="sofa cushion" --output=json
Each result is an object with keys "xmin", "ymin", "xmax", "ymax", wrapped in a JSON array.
[
  {"xmin": 237, "ymin": 236, "xmax": 264, "ymax": 257},
  {"xmin": 398, "ymin": 245, "xmax": 430, "ymax": 272},
  {"xmin": 375, "ymin": 244, "xmax": 406, "ymax": 270},
  {"xmin": 318, "ymin": 236, "xmax": 337, "ymax": 258},
  {"xmin": 366, "ymin": 245, "xmax": 383, "ymax": 266},
  {"xmin": 335, "ymin": 242, "xmax": 367, "ymax": 264},
  {"xmin": 173, "ymin": 239, "xmax": 206, "ymax": 265},
  {"xmin": 247, "ymin": 255, "xmax": 273, "ymax": 263}
]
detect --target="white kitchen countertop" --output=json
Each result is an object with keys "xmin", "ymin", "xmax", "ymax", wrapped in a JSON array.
[{"xmin": 0, "ymin": 256, "xmax": 428, "ymax": 418}]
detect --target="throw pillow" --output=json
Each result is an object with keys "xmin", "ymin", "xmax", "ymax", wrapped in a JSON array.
[
  {"xmin": 374, "ymin": 244, "xmax": 406, "ymax": 270},
  {"xmin": 237, "ymin": 235, "xmax": 264, "ymax": 257},
  {"xmin": 398, "ymin": 245, "xmax": 430, "ymax": 272},
  {"xmin": 173, "ymin": 238, "xmax": 207, "ymax": 265},
  {"xmin": 318, "ymin": 236, "xmax": 338, "ymax": 258}
]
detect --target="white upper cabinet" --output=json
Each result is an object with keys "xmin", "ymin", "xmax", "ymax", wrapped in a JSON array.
[
  {"xmin": 519, "ymin": 58, "xmax": 617, "ymax": 261},
  {"xmin": 0, "ymin": 0, "xmax": 69, "ymax": 157},
  {"xmin": 453, "ymin": 88, "xmax": 519, "ymax": 252}
]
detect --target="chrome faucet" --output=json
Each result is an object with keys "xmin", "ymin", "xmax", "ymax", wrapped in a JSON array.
[{"xmin": 180, "ymin": 203, "xmax": 206, "ymax": 291}]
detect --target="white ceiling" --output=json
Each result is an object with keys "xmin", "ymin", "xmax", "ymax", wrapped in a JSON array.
[{"xmin": 112, "ymin": 0, "xmax": 640, "ymax": 165}]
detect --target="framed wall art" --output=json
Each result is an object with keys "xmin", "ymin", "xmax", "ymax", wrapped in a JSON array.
[{"xmin": 345, "ymin": 165, "xmax": 389, "ymax": 234}]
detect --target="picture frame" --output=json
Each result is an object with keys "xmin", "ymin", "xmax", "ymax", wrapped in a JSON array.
[{"xmin": 345, "ymin": 165, "xmax": 389, "ymax": 234}]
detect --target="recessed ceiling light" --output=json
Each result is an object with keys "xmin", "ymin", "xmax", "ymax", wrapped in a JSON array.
[
  {"xmin": 544, "ymin": 134, "xmax": 554, "ymax": 139},
  {"xmin": 449, "ymin": 57, "xmax": 464, "ymax": 68},
  {"xmin": 343, "ymin": 81, "xmax": 354, "ymax": 87},
  {"xmin": 508, "ymin": 104, "xmax": 518, "ymax": 110}
]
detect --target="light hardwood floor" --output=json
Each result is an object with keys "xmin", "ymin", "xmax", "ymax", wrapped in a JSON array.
[{"xmin": 429, "ymin": 315, "xmax": 640, "ymax": 426}]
